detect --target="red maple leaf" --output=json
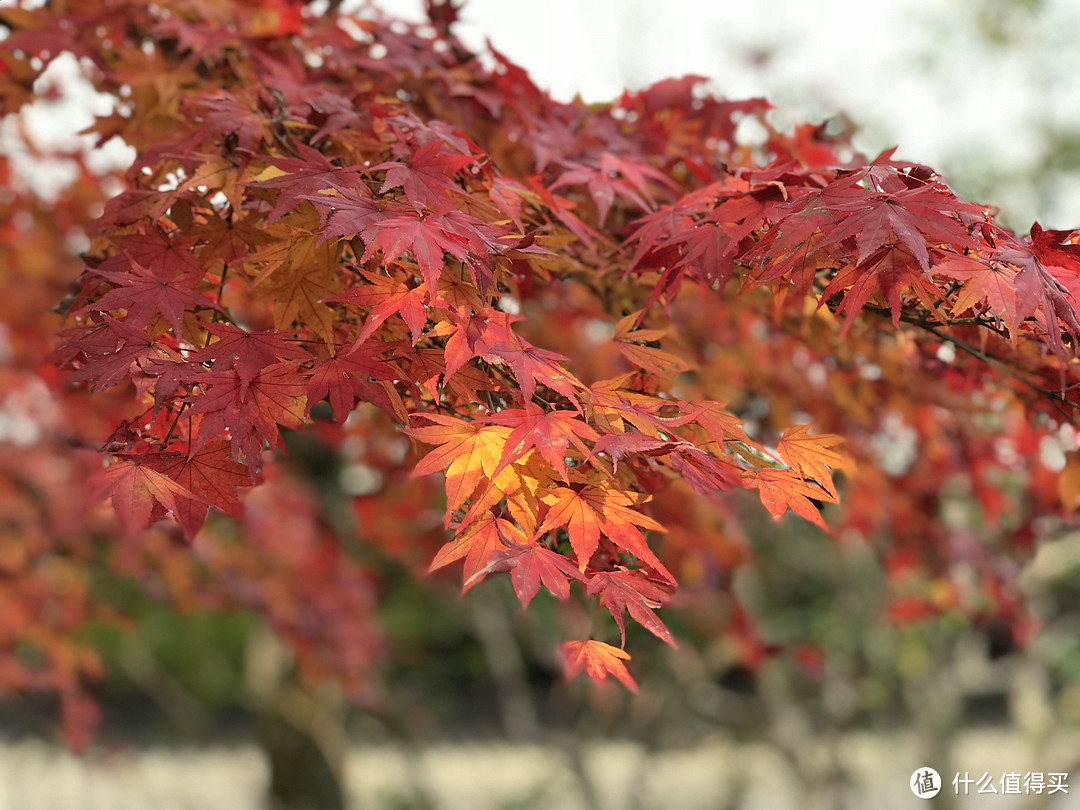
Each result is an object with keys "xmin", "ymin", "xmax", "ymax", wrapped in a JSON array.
[
  {"xmin": 324, "ymin": 269, "xmax": 431, "ymax": 345},
  {"xmin": 188, "ymin": 322, "xmax": 312, "ymax": 381},
  {"xmin": 187, "ymin": 360, "xmax": 308, "ymax": 463},
  {"xmin": 82, "ymin": 256, "xmax": 216, "ymax": 338},
  {"xmin": 482, "ymin": 403, "xmax": 599, "ymax": 481},
  {"xmin": 305, "ymin": 186, "xmax": 388, "ymax": 243},
  {"xmin": 94, "ymin": 454, "xmax": 205, "ymax": 534},
  {"xmin": 468, "ymin": 540, "xmax": 587, "ymax": 609},
  {"xmin": 305, "ymin": 339, "xmax": 401, "ymax": 421},
  {"xmin": 821, "ymin": 243, "xmax": 944, "ymax": 329},
  {"xmin": 58, "ymin": 315, "xmax": 159, "ymax": 391},
  {"xmin": 1028, "ymin": 222, "xmax": 1080, "ymax": 274},
  {"xmin": 357, "ymin": 209, "xmax": 472, "ymax": 298},
  {"xmin": 486, "ymin": 339, "xmax": 583, "ymax": 404},
  {"xmin": 372, "ymin": 140, "xmax": 480, "ymax": 213},
  {"xmin": 143, "ymin": 439, "xmax": 255, "ymax": 537},
  {"xmin": 247, "ymin": 139, "xmax": 365, "ymax": 223},
  {"xmin": 188, "ymin": 92, "xmax": 265, "ymax": 155},
  {"xmin": 936, "ymin": 253, "xmax": 1019, "ymax": 329},
  {"xmin": 993, "ymin": 237, "xmax": 1080, "ymax": 360},
  {"xmin": 587, "ymin": 569, "xmax": 674, "ymax": 647},
  {"xmin": 816, "ymin": 182, "xmax": 980, "ymax": 272},
  {"xmin": 550, "ymin": 152, "xmax": 671, "ymax": 224}
]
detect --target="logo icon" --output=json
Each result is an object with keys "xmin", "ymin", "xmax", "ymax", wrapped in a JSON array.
[{"xmin": 911, "ymin": 767, "xmax": 942, "ymax": 798}]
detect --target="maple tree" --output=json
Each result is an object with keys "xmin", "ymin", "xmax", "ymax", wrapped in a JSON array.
[{"xmin": 2, "ymin": 0, "xmax": 1080, "ymax": 759}]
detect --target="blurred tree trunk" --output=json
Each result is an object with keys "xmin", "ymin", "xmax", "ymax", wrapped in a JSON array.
[{"xmin": 245, "ymin": 625, "xmax": 348, "ymax": 810}]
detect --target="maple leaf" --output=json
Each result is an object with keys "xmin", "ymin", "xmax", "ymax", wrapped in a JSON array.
[
  {"xmin": 249, "ymin": 230, "xmax": 341, "ymax": 345},
  {"xmin": 324, "ymin": 269, "xmax": 430, "ymax": 345},
  {"xmin": 815, "ymin": 182, "xmax": 981, "ymax": 272},
  {"xmin": 776, "ymin": 425, "xmax": 851, "ymax": 499},
  {"xmin": 560, "ymin": 639, "xmax": 638, "ymax": 693},
  {"xmin": 666, "ymin": 444, "xmax": 743, "ymax": 497},
  {"xmin": 245, "ymin": 139, "xmax": 365, "ymax": 223},
  {"xmin": 188, "ymin": 92, "xmax": 265, "ymax": 156},
  {"xmin": 305, "ymin": 340, "xmax": 400, "ymax": 421},
  {"xmin": 430, "ymin": 514, "xmax": 525, "ymax": 591},
  {"xmin": 550, "ymin": 154, "xmax": 660, "ymax": 224},
  {"xmin": 625, "ymin": 204, "xmax": 696, "ymax": 275},
  {"xmin": 537, "ymin": 483, "xmax": 675, "ymax": 582},
  {"xmin": 357, "ymin": 209, "xmax": 473, "ymax": 299},
  {"xmin": 588, "ymin": 570, "xmax": 675, "ymax": 647},
  {"xmin": 372, "ymin": 140, "xmax": 481, "ymax": 213},
  {"xmin": 187, "ymin": 360, "xmax": 308, "ymax": 463},
  {"xmin": 440, "ymin": 306, "xmax": 515, "ymax": 381},
  {"xmin": 141, "ymin": 353, "xmax": 199, "ymax": 417},
  {"xmin": 1029, "ymin": 222, "xmax": 1080, "ymax": 275},
  {"xmin": 489, "ymin": 176, "xmax": 533, "ymax": 231},
  {"xmin": 591, "ymin": 432, "xmax": 699, "ymax": 475},
  {"xmin": 743, "ymin": 166, "xmax": 982, "ymax": 300},
  {"xmin": 994, "ymin": 238, "xmax": 1080, "ymax": 360},
  {"xmin": 468, "ymin": 540, "xmax": 587, "ymax": 609},
  {"xmin": 821, "ymin": 243, "xmax": 944, "ymax": 329},
  {"xmin": 536, "ymin": 485, "xmax": 604, "ymax": 570},
  {"xmin": 486, "ymin": 339, "xmax": 583, "ymax": 404},
  {"xmin": 94, "ymin": 455, "xmax": 205, "ymax": 534},
  {"xmin": 304, "ymin": 187, "xmax": 388, "ymax": 243},
  {"xmin": 108, "ymin": 231, "xmax": 204, "ymax": 275},
  {"xmin": 742, "ymin": 467, "xmax": 835, "ymax": 530},
  {"xmin": 442, "ymin": 307, "xmax": 583, "ymax": 403},
  {"xmin": 482, "ymin": 403, "xmax": 599, "ymax": 481},
  {"xmin": 143, "ymin": 439, "xmax": 255, "ymax": 537},
  {"xmin": 188, "ymin": 322, "xmax": 312, "ymax": 380},
  {"xmin": 59, "ymin": 315, "xmax": 159, "ymax": 391},
  {"xmin": 405, "ymin": 413, "xmax": 511, "ymax": 517},
  {"xmin": 739, "ymin": 179, "xmax": 855, "ymax": 282},
  {"xmin": 694, "ymin": 403, "xmax": 754, "ymax": 447},
  {"xmin": 597, "ymin": 513, "xmax": 677, "ymax": 585},
  {"xmin": 95, "ymin": 189, "xmax": 198, "ymax": 229},
  {"xmin": 612, "ymin": 311, "xmax": 692, "ymax": 378},
  {"xmin": 665, "ymin": 198, "xmax": 763, "ymax": 291},
  {"xmin": 191, "ymin": 210, "xmax": 272, "ymax": 268},
  {"xmin": 936, "ymin": 253, "xmax": 1018, "ymax": 329}
]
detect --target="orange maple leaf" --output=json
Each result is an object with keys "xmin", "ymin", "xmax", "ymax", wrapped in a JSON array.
[
  {"xmin": 429, "ymin": 514, "xmax": 526, "ymax": 591},
  {"xmin": 776, "ymin": 424, "xmax": 852, "ymax": 499},
  {"xmin": 537, "ymin": 482, "xmax": 676, "ymax": 582},
  {"xmin": 405, "ymin": 413, "xmax": 511, "ymax": 518},
  {"xmin": 613, "ymin": 310, "xmax": 692, "ymax": 378},
  {"xmin": 742, "ymin": 467, "xmax": 836, "ymax": 530},
  {"xmin": 560, "ymin": 639, "xmax": 638, "ymax": 693}
]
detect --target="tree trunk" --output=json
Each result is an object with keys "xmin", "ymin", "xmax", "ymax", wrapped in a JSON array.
[{"xmin": 245, "ymin": 626, "xmax": 349, "ymax": 810}]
